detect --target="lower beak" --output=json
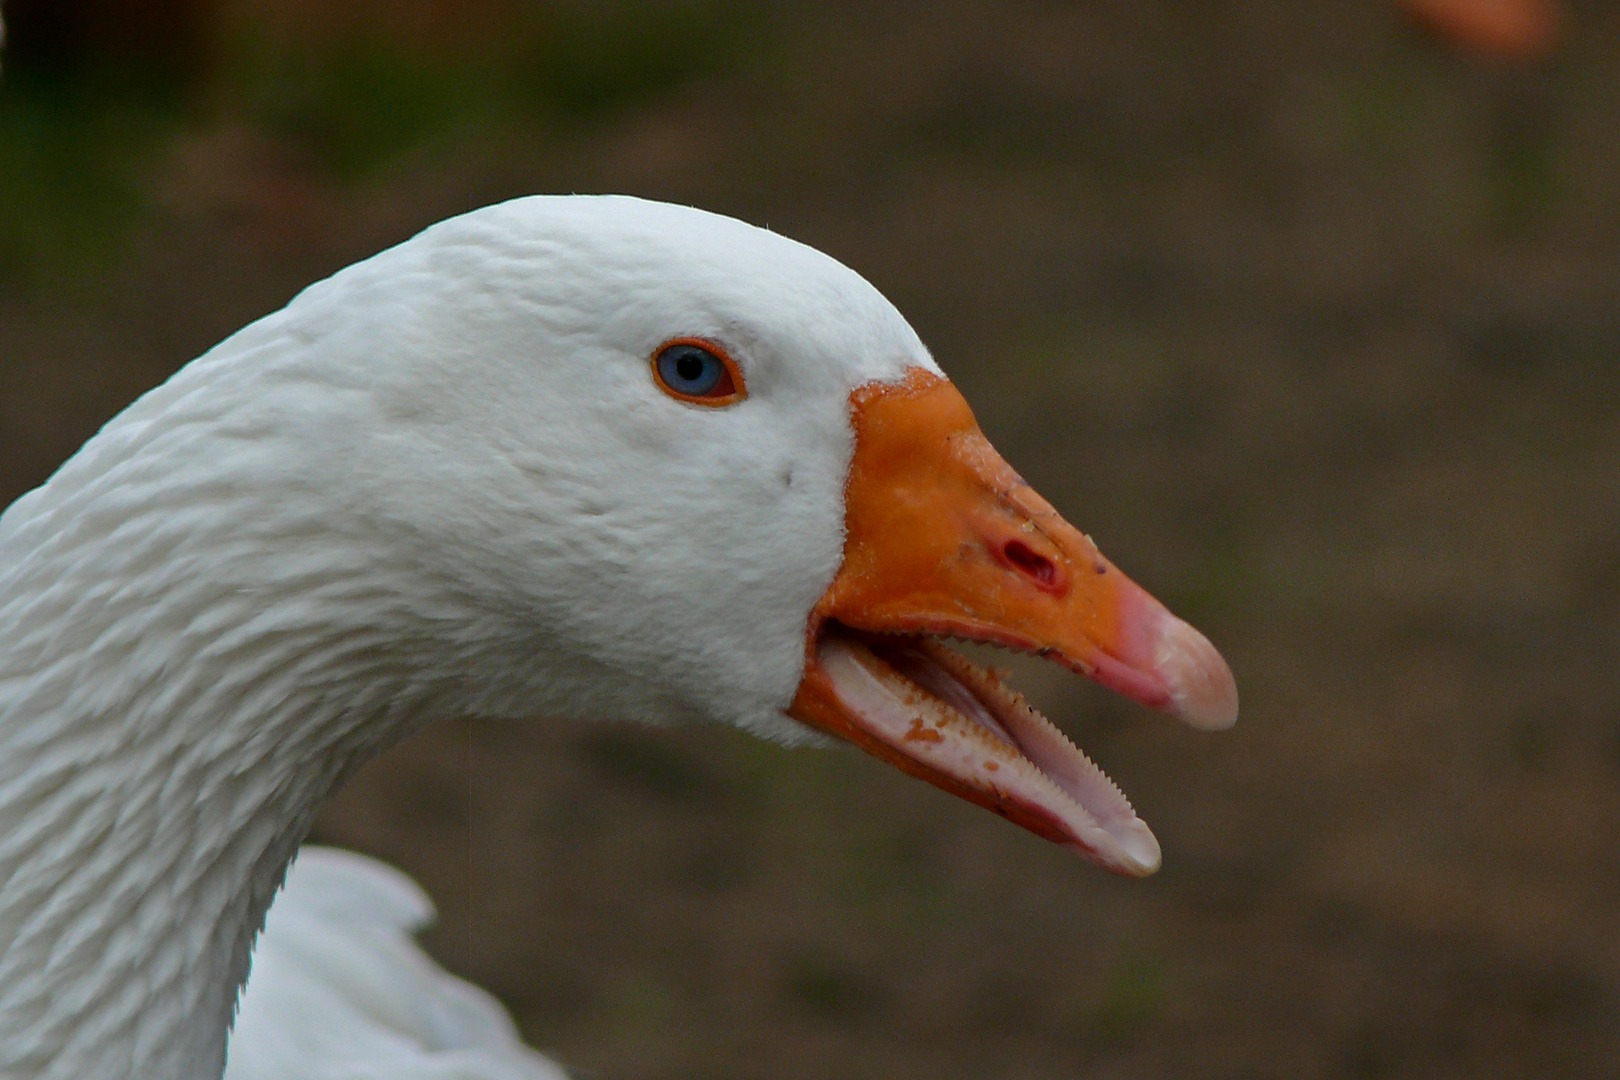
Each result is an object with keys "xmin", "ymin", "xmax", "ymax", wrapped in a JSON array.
[{"xmin": 788, "ymin": 370, "xmax": 1236, "ymax": 876}]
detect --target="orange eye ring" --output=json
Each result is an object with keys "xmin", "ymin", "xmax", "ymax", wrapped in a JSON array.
[{"xmin": 651, "ymin": 337, "xmax": 747, "ymax": 406}]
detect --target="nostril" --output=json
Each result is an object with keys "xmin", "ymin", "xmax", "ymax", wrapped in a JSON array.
[{"xmin": 1002, "ymin": 538, "xmax": 1059, "ymax": 589}]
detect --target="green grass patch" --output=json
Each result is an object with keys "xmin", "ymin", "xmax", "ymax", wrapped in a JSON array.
[{"xmin": 0, "ymin": 78, "xmax": 170, "ymax": 284}]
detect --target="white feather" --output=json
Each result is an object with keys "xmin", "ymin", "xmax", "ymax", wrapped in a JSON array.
[
  {"xmin": 225, "ymin": 848, "xmax": 566, "ymax": 1080},
  {"xmin": 0, "ymin": 194, "xmax": 937, "ymax": 1080}
]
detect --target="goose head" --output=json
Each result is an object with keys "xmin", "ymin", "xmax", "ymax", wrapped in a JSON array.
[
  {"xmin": 4, "ymin": 195, "xmax": 1238, "ymax": 914},
  {"xmin": 123, "ymin": 193, "xmax": 1228, "ymax": 875}
]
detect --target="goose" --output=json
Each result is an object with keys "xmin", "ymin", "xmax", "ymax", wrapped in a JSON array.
[{"xmin": 0, "ymin": 194, "xmax": 1237, "ymax": 1080}]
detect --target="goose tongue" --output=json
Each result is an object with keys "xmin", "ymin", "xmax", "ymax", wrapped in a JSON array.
[
  {"xmin": 788, "ymin": 370, "xmax": 1237, "ymax": 875},
  {"xmin": 810, "ymin": 631, "xmax": 1162, "ymax": 874}
]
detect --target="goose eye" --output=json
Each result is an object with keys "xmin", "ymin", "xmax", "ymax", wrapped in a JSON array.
[{"xmin": 652, "ymin": 339, "xmax": 744, "ymax": 405}]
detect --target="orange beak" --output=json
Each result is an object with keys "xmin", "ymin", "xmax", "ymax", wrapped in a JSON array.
[{"xmin": 788, "ymin": 369, "xmax": 1237, "ymax": 876}]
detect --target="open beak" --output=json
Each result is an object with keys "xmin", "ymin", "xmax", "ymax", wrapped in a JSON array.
[{"xmin": 788, "ymin": 369, "xmax": 1237, "ymax": 876}]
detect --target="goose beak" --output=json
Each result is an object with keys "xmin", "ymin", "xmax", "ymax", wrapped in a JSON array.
[{"xmin": 788, "ymin": 370, "xmax": 1237, "ymax": 876}]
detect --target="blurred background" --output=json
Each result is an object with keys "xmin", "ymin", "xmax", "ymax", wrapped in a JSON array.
[{"xmin": 2, "ymin": 1, "xmax": 1617, "ymax": 1076}]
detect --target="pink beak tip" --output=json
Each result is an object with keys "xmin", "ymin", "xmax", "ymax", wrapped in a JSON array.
[{"xmin": 1152, "ymin": 614, "xmax": 1239, "ymax": 731}]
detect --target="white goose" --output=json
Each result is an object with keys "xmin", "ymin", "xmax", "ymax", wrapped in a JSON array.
[{"xmin": 0, "ymin": 195, "xmax": 1237, "ymax": 1080}]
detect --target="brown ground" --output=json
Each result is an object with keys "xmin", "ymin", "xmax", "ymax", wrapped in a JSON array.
[{"xmin": 4, "ymin": 2, "xmax": 1620, "ymax": 1077}]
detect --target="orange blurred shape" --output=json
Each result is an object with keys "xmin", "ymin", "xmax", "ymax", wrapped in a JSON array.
[{"xmin": 1399, "ymin": 0, "xmax": 1563, "ymax": 60}]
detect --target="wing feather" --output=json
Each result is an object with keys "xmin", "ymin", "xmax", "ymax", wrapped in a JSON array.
[{"xmin": 224, "ymin": 847, "xmax": 568, "ymax": 1080}]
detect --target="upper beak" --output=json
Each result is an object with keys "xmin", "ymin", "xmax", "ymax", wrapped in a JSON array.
[{"xmin": 788, "ymin": 369, "xmax": 1237, "ymax": 876}]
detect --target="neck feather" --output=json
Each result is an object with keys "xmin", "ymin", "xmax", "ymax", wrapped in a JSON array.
[{"xmin": 0, "ymin": 435, "xmax": 453, "ymax": 1080}]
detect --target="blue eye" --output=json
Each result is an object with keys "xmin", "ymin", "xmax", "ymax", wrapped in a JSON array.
[{"xmin": 652, "ymin": 340, "xmax": 742, "ymax": 403}]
